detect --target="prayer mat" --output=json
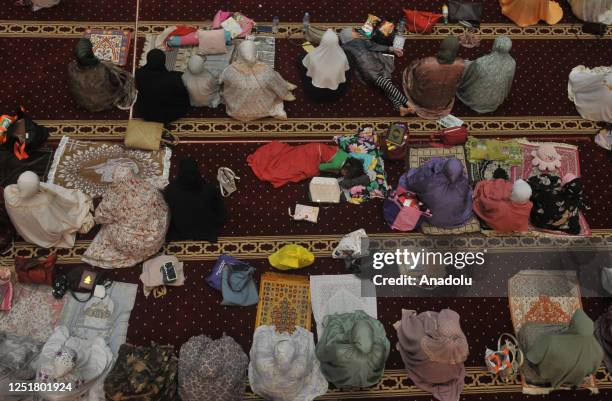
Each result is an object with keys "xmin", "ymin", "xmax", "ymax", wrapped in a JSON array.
[
  {"xmin": 0, "ymin": 283, "xmax": 66, "ymax": 343},
  {"xmin": 59, "ymin": 281, "xmax": 137, "ymax": 356},
  {"xmin": 310, "ymin": 274, "xmax": 377, "ymax": 338},
  {"xmin": 47, "ymin": 136, "xmax": 171, "ymax": 198},
  {"xmin": 421, "ymin": 216, "xmax": 481, "ymax": 235},
  {"xmin": 508, "ymin": 270, "xmax": 597, "ymax": 394},
  {"xmin": 255, "ymin": 272, "xmax": 311, "ymax": 334},
  {"xmin": 408, "ymin": 146, "xmax": 466, "ymax": 170},
  {"xmin": 511, "ymin": 139, "xmax": 580, "ymax": 182},
  {"xmin": 84, "ymin": 29, "xmax": 132, "ymax": 66},
  {"xmin": 468, "ymin": 160, "xmax": 513, "ymax": 184}
]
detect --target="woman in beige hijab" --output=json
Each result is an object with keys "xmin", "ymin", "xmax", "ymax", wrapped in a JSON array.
[
  {"xmin": 499, "ymin": 0, "xmax": 563, "ymax": 27},
  {"xmin": 568, "ymin": 0, "xmax": 612, "ymax": 24},
  {"xmin": 3, "ymin": 171, "xmax": 93, "ymax": 248},
  {"xmin": 220, "ymin": 40, "xmax": 296, "ymax": 121},
  {"xmin": 182, "ymin": 54, "xmax": 221, "ymax": 108}
]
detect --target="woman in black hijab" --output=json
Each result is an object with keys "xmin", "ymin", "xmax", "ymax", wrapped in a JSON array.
[
  {"xmin": 163, "ymin": 158, "xmax": 228, "ymax": 242},
  {"xmin": 135, "ymin": 49, "xmax": 190, "ymax": 124}
]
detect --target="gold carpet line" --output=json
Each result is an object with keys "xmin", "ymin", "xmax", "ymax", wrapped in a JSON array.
[
  {"xmin": 3, "ymin": 231, "xmax": 611, "ymax": 264},
  {"xmin": 241, "ymin": 367, "xmax": 612, "ymax": 399},
  {"xmin": 0, "ymin": 21, "xmax": 610, "ymax": 39},
  {"xmin": 40, "ymin": 117, "xmax": 601, "ymax": 140}
]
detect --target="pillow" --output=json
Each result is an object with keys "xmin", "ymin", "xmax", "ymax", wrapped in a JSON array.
[{"xmin": 197, "ymin": 29, "xmax": 227, "ymax": 55}]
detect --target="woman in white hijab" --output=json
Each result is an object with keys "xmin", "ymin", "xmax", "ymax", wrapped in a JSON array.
[
  {"xmin": 249, "ymin": 325, "xmax": 328, "ymax": 401},
  {"xmin": 568, "ymin": 65, "xmax": 612, "ymax": 123},
  {"xmin": 568, "ymin": 0, "xmax": 612, "ymax": 24},
  {"xmin": 220, "ymin": 40, "xmax": 296, "ymax": 121},
  {"xmin": 181, "ymin": 55, "xmax": 221, "ymax": 108},
  {"xmin": 299, "ymin": 29, "xmax": 351, "ymax": 102},
  {"xmin": 4, "ymin": 171, "xmax": 93, "ymax": 248}
]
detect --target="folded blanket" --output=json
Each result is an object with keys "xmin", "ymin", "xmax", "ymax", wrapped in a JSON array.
[{"xmin": 248, "ymin": 141, "xmax": 338, "ymax": 188}]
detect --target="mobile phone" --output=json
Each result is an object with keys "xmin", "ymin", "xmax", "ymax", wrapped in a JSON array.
[
  {"xmin": 161, "ymin": 262, "xmax": 177, "ymax": 284},
  {"xmin": 256, "ymin": 25, "xmax": 273, "ymax": 33}
]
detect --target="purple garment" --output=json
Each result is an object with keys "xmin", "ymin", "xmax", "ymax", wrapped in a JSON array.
[
  {"xmin": 595, "ymin": 305, "xmax": 612, "ymax": 372},
  {"xmin": 401, "ymin": 157, "xmax": 473, "ymax": 228}
]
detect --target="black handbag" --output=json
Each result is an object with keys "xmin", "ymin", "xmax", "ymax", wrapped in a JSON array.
[
  {"xmin": 448, "ymin": 0, "xmax": 482, "ymax": 26},
  {"xmin": 3, "ymin": 106, "xmax": 49, "ymax": 160},
  {"xmin": 582, "ymin": 22, "xmax": 607, "ymax": 37},
  {"xmin": 52, "ymin": 266, "xmax": 110, "ymax": 302}
]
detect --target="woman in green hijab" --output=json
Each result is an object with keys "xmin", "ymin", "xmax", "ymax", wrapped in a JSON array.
[
  {"xmin": 67, "ymin": 38, "xmax": 137, "ymax": 113},
  {"xmin": 315, "ymin": 310, "xmax": 390, "ymax": 388},
  {"xmin": 457, "ymin": 36, "xmax": 516, "ymax": 114},
  {"xmin": 518, "ymin": 309, "xmax": 603, "ymax": 389}
]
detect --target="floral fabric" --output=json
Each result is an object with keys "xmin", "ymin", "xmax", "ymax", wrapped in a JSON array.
[
  {"xmin": 334, "ymin": 128, "xmax": 389, "ymax": 204},
  {"xmin": 82, "ymin": 165, "xmax": 170, "ymax": 268}
]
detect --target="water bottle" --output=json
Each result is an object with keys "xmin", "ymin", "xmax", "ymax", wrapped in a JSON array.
[
  {"xmin": 303, "ymin": 12, "xmax": 310, "ymax": 30},
  {"xmin": 442, "ymin": 4, "xmax": 449, "ymax": 24},
  {"xmin": 272, "ymin": 16, "xmax": 279, "ymax": 34},
  {"xmin": 397, "ymin": 18, "xmax": 406, "ymax": 35}
]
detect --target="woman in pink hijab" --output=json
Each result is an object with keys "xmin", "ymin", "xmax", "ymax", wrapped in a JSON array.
[{"xmin": 394, "ymin": 309, "xmax": 469, "ymax": 401}]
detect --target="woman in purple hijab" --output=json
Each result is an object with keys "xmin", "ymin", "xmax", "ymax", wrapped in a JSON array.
[{"xmin": 401, "ymin": 157, "xmax": 473, "ymax": 228}]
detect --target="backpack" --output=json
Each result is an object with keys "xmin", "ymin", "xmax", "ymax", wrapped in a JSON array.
[{"xmin": 383, "ymin": 190, "xmax": 431, "ymax": 231}]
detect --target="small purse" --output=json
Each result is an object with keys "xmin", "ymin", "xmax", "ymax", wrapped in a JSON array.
[
  {"xmin": 15, "ymin": 253, "xmax": 57, "ymax": 286},
  {"xmin": 217, "ymin": 167, "xmax": 239, "ymax": 197},
  {"xmin": 124, "ymin": 119, "xmax": 179, "ymax": 151},
  {"xmin": 52, "ymin": 266, "xmax": 108, "ymax": 302},
  {"xmin": 430, "ymin": 126, "xmax": 468, "ymax": 147},
  {"xmin": 289, "ymin": 204, "xmax": 319, "ymax": 223},
  {"xmin": 448, "ymin": 0, "xmax": 482, "ymax": 26},
  {"xmin": 220, "ymin": 263, "xmax": 258, "ymax": 306},
  {"xmin": 403, "ymin": 9, "xmax": 443, "ymax": 34},
  {"xmin": 207, "ymin": 254, "xmax": 245, "ymax": 291}
]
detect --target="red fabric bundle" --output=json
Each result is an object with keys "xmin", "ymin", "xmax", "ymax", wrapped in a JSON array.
[
  {"xmin": 403, "ymin": 9, "xmax": 443, "ymax": 34},
  {"xmin": 247, "ymin": 141, "xmax": 338, "ymax": 188}
]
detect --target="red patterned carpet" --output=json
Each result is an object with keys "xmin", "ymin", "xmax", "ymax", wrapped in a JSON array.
[{"xmin": 2, "ymin": 1, "xmax": 612, "ymax": 400}]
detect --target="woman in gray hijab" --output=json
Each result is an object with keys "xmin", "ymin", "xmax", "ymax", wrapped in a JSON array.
[
  {"xmin": 457, "ymin": 36, "xmax": 516, "ymax": 114},
  {"xmin": 67, "ymin": 38, "xmax": 137, "ymax": 113}
]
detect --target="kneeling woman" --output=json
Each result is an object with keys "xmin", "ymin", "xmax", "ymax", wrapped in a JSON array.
[
  {"xmin": 298, "ymin": 29, "xmax": 351, "ymax": 102},
  {"xmin": 472, "ymin": 178, "xmax": 532, "ymax": 232}
]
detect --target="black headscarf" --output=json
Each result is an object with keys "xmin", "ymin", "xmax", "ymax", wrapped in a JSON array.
[
  {"xmin": 436, "ymin": 36, "xmax": 460, "ymax": 64},
  {"xmin": 163, "ymin": 157, "xmax": 228, "ymax": 242},
  {"xmin": 75, "ymin": 38, "xmax": 99, "ymax": 67},
  {"xmin": 135, "ymin": 50, "xmax": 190, "ymax": 124}
]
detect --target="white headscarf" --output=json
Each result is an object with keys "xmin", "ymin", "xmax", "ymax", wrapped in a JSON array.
[
  {"xmin": 568, "ymin": 65, "xmax": 612, "ymax": 123},
  {"xmin": 182, "ymin": 55, "xmax": 221, "ymax": 108},
  {"xmin": 4, "ymin": 171, "xmax": 93, "ymax": 248},
  {"xmin": 303, "ymin": 29, "xmax": 349, "ymax": 90}
]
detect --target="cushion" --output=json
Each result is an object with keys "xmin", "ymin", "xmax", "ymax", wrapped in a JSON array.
[{"xmin": 197, "ymin": 29, "xmax": 227, "ymax": 55}]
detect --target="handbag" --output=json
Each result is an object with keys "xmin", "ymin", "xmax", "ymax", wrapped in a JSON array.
[
  {"xmin": 332, "ymin": 229, "xmax": 369, "ymax": 260},
  {"xmin": 2, "ymin": 106, "xmax": 50, "ymax": 160},
  {"xmin": 403, "ymin": 9, "xmax": 443, "ymax": 34},
  {"xmin": 430, "ymin": 126, "xmax": 468, "ymax": 147},
  {"xmin": 52, "ymin": 265, "xmax": 108, "ymax": 302},
  {"xmin": 582, "ymin": 22, "xmax": 607, "ymax": 37},
  {"xmin": 124, "ymin": 119, "xmax": 179, "ymax": 151},
  {"xmin": 217, "ymin": 167, "xmax": 239, "ymax": 197},
  {"xmin": 309, "ymin": 177, "xmax": 341, "ymax": 203},
  {"xmin": 448, "ymin": 0, "xmax": 482, "ymax": 26},
  {"xmin": 289, "ymin": 204, "xmax": 319, "ymax": 223},
  {"xmin": 220, "ymin": 263, "xmax": 258, "ymax": 306},
  {"xmin": 207, "ymin": 254, "xmax": 246, "ymax": 291},
  {"xmin": 383, "ymin": 191, "xmax": 431, "ymax": 231},
  {"xmin": 15, "ymin": 253, "xmax": 57, "ymax": 285}
]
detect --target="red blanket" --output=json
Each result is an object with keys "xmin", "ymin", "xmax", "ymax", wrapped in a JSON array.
[{"xmin": 247, "ymin": 141, "xmax": 338, "ymax": 188}]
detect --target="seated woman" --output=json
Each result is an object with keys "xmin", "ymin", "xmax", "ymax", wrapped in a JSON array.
[
  {"xmin": 457, "ymin": 36, "xmax": 516, "ymax": 114},
  {"xmin": 339, "ymin": 28, "xmax": 409, "ymax": 115},
  {"xmin": 249, "ymin": 325, "xmax": 328, "ymax": 401},
  {"xmin": 499, "ymin": 0, "xmax": 563, "ymax": 27},
  {"xmin": 67, "ymin": 38, "xmax": 137, "ymax": 113},
  {"xmin": 568, "ymin": 65, "xmax": 612, "ymax": 124},
  {"xmin": 82, "ymin": 164, "xmax": 169, "ymax": 268},
  {"xmin": 473, "ymin": 178, "xmax": 532, "ymax": 232},
  {"xmin": 34, "ymin": 326, "xmax": 113, "ymax": 401},
  {"xmin": 163, "ymin": 158, "xmax": 227, "ymax": 242},
  {"xmin": 395, "ymin": 309, "xmax": 469, "ymax": 401},
  {"xmin": 569, "ymin": 0, "xmax": 612, "ymax": 24},
  {"xmin": 4, "ymin": 171, "xmax": 93, "ymax": 248},
  {"xmin": 315, "ymin": 310, "xmax": 390, "ymax": 389},
  {"xmin": 402, "ymin": 157, "xmax": 474, "ymax": 229},
  {"xmin": 519, "ymin": 309, "xmax": 603, "ymax": 389},
  {"xmin": 182, "ymin": 54, "xmax": 221, "ymax": 108},
  {"xmin": 528, "ymin": 174, "xmax": 585, "ymax": 235},
  {"xmin": 221, "ymin": 40, "xmax": 296, "ymax": 121},
  {"xmin": 135, "ymin": 49, "xmax": 190, "ymax": 124},
  {"xmin": 402, "ymin": 36, "xmax": 464, "ymax": 119},
  {"xmin": 299, "ymin": 29, "xmax": 351, "ymax": 103}
]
